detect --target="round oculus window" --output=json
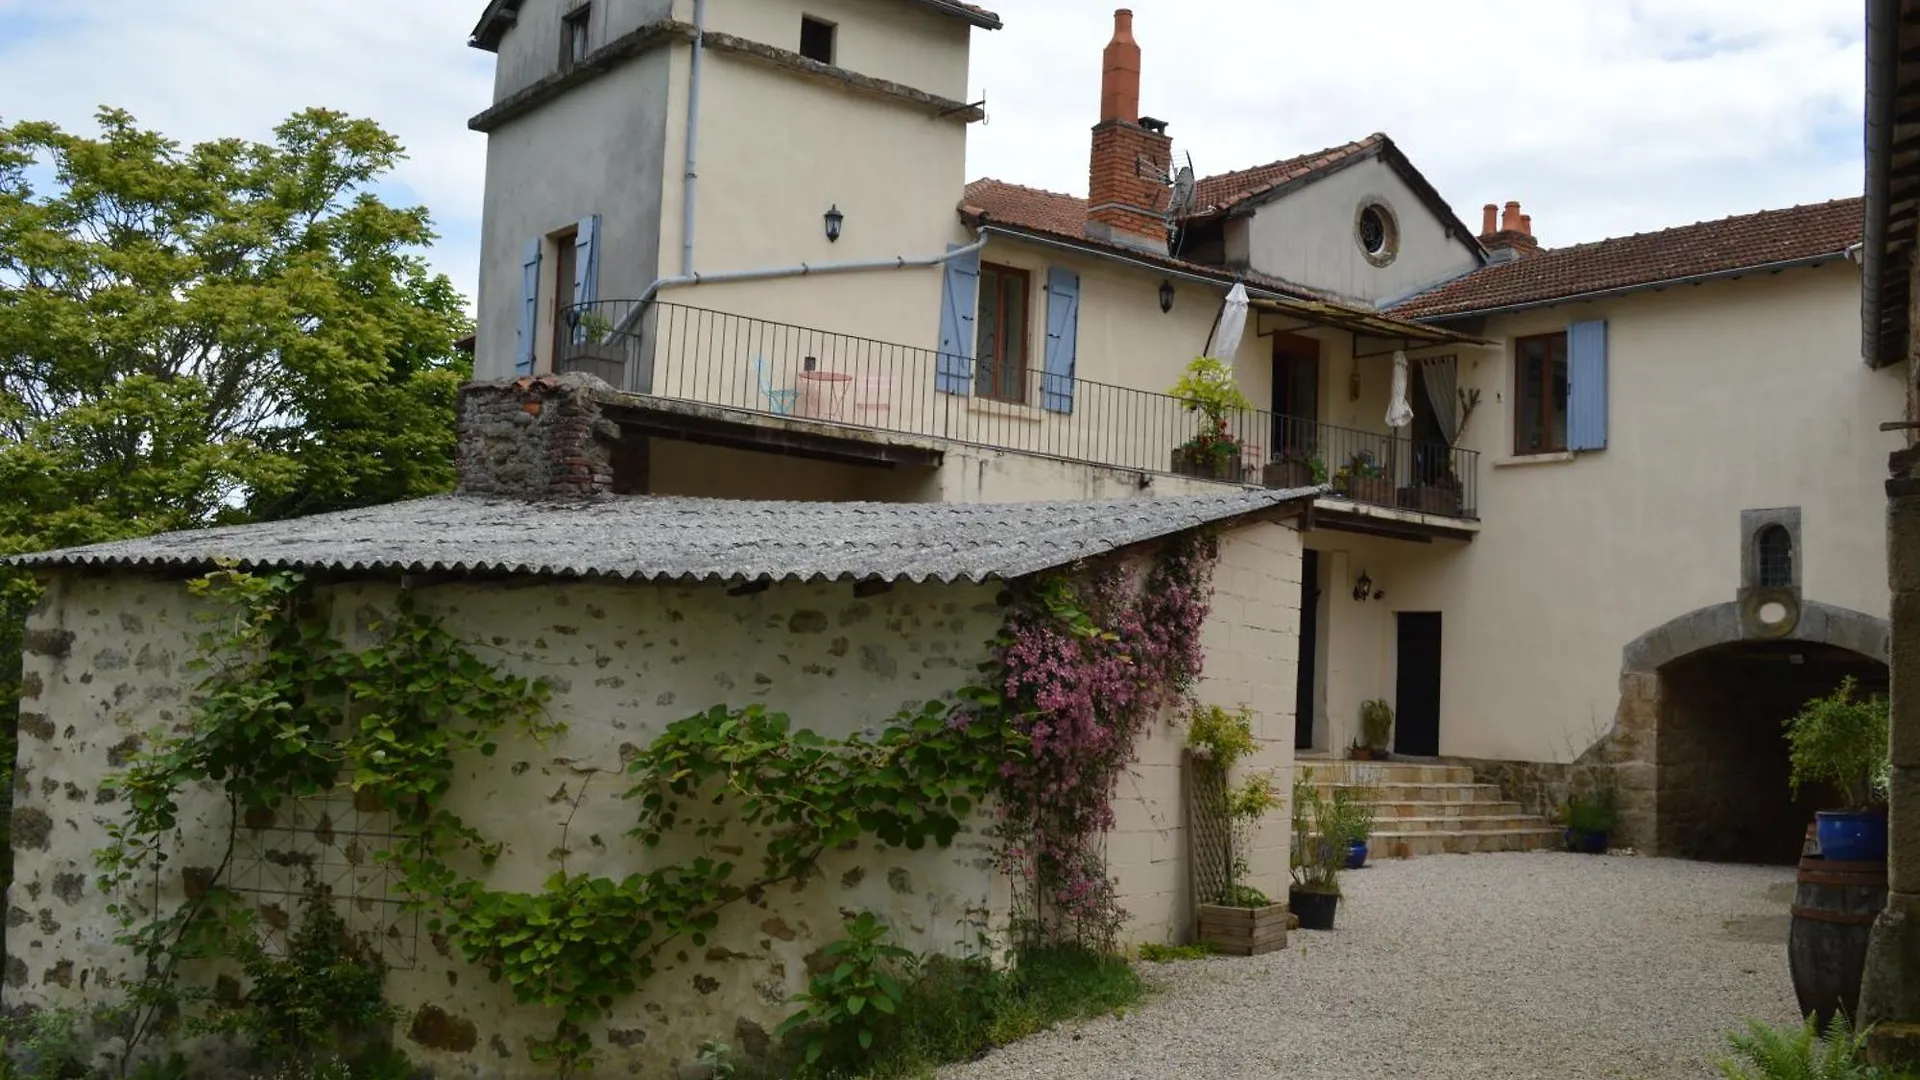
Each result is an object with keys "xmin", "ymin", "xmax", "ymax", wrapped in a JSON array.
[{"xmin": 1359, "ymin": 206, "xmax": 1390, "ymax": 256}]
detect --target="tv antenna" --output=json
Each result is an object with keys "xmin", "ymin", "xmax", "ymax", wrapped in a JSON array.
[{"xmin": 1137, "ymin": 150, "xmax": 1198, "ymax": 222}]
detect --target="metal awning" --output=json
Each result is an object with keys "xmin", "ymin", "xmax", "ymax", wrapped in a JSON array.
[{"xmin": 1249, "ymin": 296, "xmax": 1490, "ymax": 348}]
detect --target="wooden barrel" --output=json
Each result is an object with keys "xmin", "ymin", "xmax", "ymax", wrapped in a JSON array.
[{"xmin": 1788, "ymin": 856, "xmax": 1887, "ymax": 1029}]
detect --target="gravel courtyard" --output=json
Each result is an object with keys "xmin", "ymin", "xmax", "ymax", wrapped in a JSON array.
[{"xmin": 943, "ymin": 852, "xmax": 1802, "ymax": 1080}]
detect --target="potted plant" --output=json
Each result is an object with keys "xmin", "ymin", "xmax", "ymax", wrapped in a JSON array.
[
  {"xmin": 1262, "ymin": 448, "xmax": 1327, "ymax": 490},
  {"xmin": 1343, "ymin": 771, "xmax": 1379, "ymax": 870},
  {"xmin": 1784, "ymin": 677, "xmax": 1890, "ymax": 862},
  {"xmin": 1403, "ymin": 465, "xmax": 1464, "ymax": 517},
  {"xmin": 1331, "ymin": 450, "xmax": 1393, "ymax": 506},
  {"xmin": 1562, "ymin": 785, "xmax": 1617, "ymax": 855},
  {"xmin": 562, "ymin": 309, "xmax": 626, "ymax": 384},
  {"xmin": 1359, "ymin": 699, "xmax": 1393, "ymax": 760},
  {"xmin": 1170, "ymin": 356, "xmax": 1252, "ymax": 481},
  {"xmin": 1289, "ymin": 768, "xmax": 1368, "ymax": 930},
  {"xmin": 1187, "ymin": 704, "xmax": 1289, "ymax": 955}
]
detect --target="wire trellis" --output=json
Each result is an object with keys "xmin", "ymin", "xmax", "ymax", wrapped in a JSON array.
[{"xmin": 223, "ymin": 789, "xmax": 422, "ymax": 971}]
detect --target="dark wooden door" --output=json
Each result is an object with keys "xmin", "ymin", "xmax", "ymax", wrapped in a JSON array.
[
  {"xmin": 1395, "ymin": 612, "xmax": 1442, "ymax": 757},
  {"xmin": 1271, "ymin": 333, "xmax": 1320, "ymax": 453},
  {"xmin": 1294, "ymin": 550, "xmax": 1319, "ymax": 750}
]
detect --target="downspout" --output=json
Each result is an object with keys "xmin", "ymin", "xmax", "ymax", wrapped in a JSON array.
[
  {"xmin": 680, "ymin": 0, "xmax": 706, "ymax": 277},
  {"xmin": 620, "ymin": 230, "xmax": 989, "ymax": 328}
]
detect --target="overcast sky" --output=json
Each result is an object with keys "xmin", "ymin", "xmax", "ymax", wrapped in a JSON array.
[{"xmin": 0, "ymin": 0, "xmax": 1865, "ymax": 306}]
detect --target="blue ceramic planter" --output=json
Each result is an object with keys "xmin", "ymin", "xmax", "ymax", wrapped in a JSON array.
[
  {"xmin": 1345, "ymin": 838, "xmax": 1369, "ymax": 870},
  {"xmin": 1816, "ymin": 810, "xmax": 1888, "ymax": 862},
  {"xmin": 1564, "ymin": 828, "xmax": 1609, "ymax": 855}
]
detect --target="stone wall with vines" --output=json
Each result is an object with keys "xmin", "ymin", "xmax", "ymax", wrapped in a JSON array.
[
  {"xmin": 12, "ymin": 572, "xmax": 1009, "ymax": 1077},
  {"xmin": 8, "ymin": 518, "xmax": 1302, "ymax": 1075}
]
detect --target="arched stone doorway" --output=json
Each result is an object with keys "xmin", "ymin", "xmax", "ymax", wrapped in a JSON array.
[{"xmin": 1610, "ymin": 601, "xmax": 1889, "ymax": 860}]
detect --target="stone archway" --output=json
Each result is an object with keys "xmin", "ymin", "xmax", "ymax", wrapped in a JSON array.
[{"xmin": 1609, "ymin": 601, "xmax": 1889, "ymax": 858}]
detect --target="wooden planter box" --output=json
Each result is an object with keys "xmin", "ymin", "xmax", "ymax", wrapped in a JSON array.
[
  {"xmin": 1402, "ymin": 484, "xmax": 1463, "ymax": 517},
  {"xmin": 1262, "ymin": 459, "xmax": 1317, "ymax": 490},
  {"xmin": 1334, "ymin": 475, "xmax": 1395, "ymax": 506},
  {"xmin": 1197, "ymin": 902, "xmax": 1290, "ymax": 956},
  {"xmin": 1172, "ymin": 448, "xmax": 1242, "ymax": 481}
]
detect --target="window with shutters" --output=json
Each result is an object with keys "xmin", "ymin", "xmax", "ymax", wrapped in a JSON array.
[
  {"xmin": 1757, "ymin": 525, "xmax": 1794, "ymax": 589},
  {"xmin": 975, "ymin": 264, "xmax": 1031, "ymax": 404},
  {"xmin": 1515, "ymin": 332, "xmax": 1569, "ymax": 454},
  {"xmin": 549, "ymin": 225, "xmax": 578, "ymax": 365},
  {"xmin": 561, "ymin": 5, "xmax": 591, "ymax": 73}
]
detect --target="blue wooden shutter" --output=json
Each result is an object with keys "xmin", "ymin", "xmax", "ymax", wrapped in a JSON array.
[
  {"xmin": 936, "ymin": 244, "xmax": 980, "ymax": 395},
  {"xmin": 516, "ymin": 238, "xmax": 542, "ymax": 375},
  {"xmin": 1567, "ymin": 318, "xmax": 1608, "ymax": 451},
  {"xmin": 573, "ymin": 215, "xmax": 600, "ymax": 307},
  {"xmin": 1042, "ymin": 268, "xmax": 1080, "ymax": 413}
]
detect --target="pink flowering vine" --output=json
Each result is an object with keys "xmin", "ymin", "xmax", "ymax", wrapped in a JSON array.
[{"xmin": 989, "ymin": 533, "xmax": 1217, "ymax": 950}]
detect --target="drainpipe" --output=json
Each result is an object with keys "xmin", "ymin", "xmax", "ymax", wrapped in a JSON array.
[
  {"xmin": 619, "ymin": 230, "xmax": 989, "ymax": 329},
  {"xmin": 680, "ymin": 0, "xmax": 706, "ymax": 277}
]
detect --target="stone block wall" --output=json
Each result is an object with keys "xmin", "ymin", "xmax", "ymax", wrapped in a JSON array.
[
  {"xmin": 10, "ymin": 572, "xmax": 1006, "ymax": 1078},
  {"xmin": 455, "ymin": 373, "xmax": 627, "ymax": 499}
]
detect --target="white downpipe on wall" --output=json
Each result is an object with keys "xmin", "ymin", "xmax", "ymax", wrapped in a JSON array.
[
  {"xmin": 680, "ymin": 0, "xmax": 706, "ymax": 277},
  {"xmin": 619, "ymin": 232, "xmax": 990, "ymax": 330}
]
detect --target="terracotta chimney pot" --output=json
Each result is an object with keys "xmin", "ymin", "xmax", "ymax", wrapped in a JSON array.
[
  {"xmin": 1519, "ymin": 213, "xmax": 1533, "ymax": 237},
  {"xmin": 1100, "ymin": 10, "xmax": 1141, "ymax": 124},
  {"xmin": 1482, "ymin": 203, "xmax": 1498, "ymax": 236},
  {"xmin": 1502, "ymin": 200, "xmax": 1522, "ymax": 233}
]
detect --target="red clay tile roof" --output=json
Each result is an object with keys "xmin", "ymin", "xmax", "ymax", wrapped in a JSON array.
[
  {"xmin": 1390, "ymin": 198, "xmax": 1864, "ymax": 319},
  {"xmin": 961, "ymin": 178, "xmax": 1333, "ymax": 301},
  {"xmin": 1191, "ymin": 135, "xmax": 1384, "ymax": 217}
]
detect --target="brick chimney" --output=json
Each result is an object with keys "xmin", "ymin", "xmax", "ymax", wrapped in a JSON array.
[
  {"xmin": 1479, "ymin": 199, "xmax": 1540, "ymax": 260},
  {"xmin": 1086, "ymin": 10, "xmax": 1172, "ymax": 255}
]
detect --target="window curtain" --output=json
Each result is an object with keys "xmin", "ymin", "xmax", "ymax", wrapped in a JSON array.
[{"xmin": 1419, "ymin": 354, "xmax": 1459, "ymax": 445}]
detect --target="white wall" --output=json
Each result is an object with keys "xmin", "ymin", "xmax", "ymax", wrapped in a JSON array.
[
  {"xmin": 1241, "ymin": 155, "xmax": 1482, "ymax": 306},
  {"xmin": 1308, "ymin": 263, "xmax": 1902, "ymax": 761},
  {"xmin": 690, "ymin": 0, "xmax": 973, "ymax": 100}
]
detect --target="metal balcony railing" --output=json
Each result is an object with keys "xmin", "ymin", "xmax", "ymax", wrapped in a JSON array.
[{"xmin": 556, "ymin": 300, "xmax": 1479, "ymax": 520}]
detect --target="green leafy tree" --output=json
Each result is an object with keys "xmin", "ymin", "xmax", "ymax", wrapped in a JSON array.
[{"xmin": 0, "ymin": 106, "xmax": 471, "ymax": 912}]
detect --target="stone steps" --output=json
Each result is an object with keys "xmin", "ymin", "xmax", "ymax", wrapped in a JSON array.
[{"xmin": 1293, "ymin": 760, "xmax": 1559, "ymax": 860}]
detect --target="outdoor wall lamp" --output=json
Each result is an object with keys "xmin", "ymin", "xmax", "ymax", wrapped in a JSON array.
[
  {"xmin": 824, "ymin": 204, "xmax": 844, "ymax": 243},
  {"xmin": 1159, "ymin": 279, "xmax": 1176, "ymax": 313},
  {"xmin": 1352, "ymin": 570, "xmax": 1373, "ymax": 602}
]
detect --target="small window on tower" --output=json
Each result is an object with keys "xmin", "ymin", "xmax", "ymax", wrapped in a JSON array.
[
  {"xmin": 1757, "ymin": 524, "xmax": 1794, "ymax": 588},
  {"xmin": 561, "ymin": 5, "xmax": 591, "ymax": 73},
  {"xmin": 800, "ymin": 16, "xmax": 836, "ymax": 65}
]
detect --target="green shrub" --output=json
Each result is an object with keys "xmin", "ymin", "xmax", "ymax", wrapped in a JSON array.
[
  {"xmin": 1785, "ymin": 678, "xmax": 1891, "ymax": 809},
  {"xmin": 781, "ymin": 944, "xmax": 1143, "ymax": 1079},
  {"xmin": 778, "ymin": 912, "xmax": 914, "ymax": 1074}
]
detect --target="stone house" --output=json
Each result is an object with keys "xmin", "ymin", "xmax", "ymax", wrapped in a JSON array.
[
  {"xmin": 461, "ymin": 0, "xmax": 1900, "ymax": 858},
  {"xmin": 6, "ymin": 483, "xmax": 1312, "ymax": 1076}
]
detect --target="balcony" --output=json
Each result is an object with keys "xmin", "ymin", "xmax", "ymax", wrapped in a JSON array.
[{"xmin": 557, "ymin": 301, "xmax": 1479, "ymax": 522}]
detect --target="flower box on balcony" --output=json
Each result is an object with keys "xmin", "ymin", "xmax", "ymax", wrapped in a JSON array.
[
  {"xmin": 1402, "ymin": 484, "xmax": 1464, "ymax": 517},
  {"xmin": 559, "ymin": 340, "xmax": 626, "ymax": 388},
  {"xmin": 1333, "ymin": 474, "xmax": 1394, "ymax": 506},
  {"xmin": 1262, "ymin": 458, "xmax": 1319, "ymax": 490},
  {"xmin": 1172, "ymin": 447, "xmax": 1242, "ymax": 481}
]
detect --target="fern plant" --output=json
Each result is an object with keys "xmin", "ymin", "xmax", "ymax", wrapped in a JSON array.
[{"xmin": 1715, "ymin": 1015, "xmax": 1915, "ymax": 1080}]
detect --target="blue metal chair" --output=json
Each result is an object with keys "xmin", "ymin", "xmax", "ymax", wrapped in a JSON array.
[{"xmin": 753, "ymin": 357, "xmax": 798, "ymax": 415}]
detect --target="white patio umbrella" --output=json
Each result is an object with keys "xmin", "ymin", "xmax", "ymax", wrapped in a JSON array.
[
  {"xmin": 1206, "ymin": 283, "xmax": 1250, "ymax": 359},
  {"xmin": 1386, "ymin": 350, "xmax": 1414, "ymax": 430}
]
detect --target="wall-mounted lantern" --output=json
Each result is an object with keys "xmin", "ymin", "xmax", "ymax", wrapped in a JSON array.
[
  {"xmin": 1159, "ymin": 279, "xmax": 1176, "ymax": 313},
  {"xmin": 1352, "ymin": 570, "xmax": 1373, "ymax": 602},
  {"xmin": 824, "ymin": 204, "xmax": 845, "ymax": 243}
]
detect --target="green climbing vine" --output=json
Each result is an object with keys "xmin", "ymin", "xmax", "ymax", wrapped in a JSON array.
[{"xmin": 95, "ymin": 532, "xmax": 1218, "ymax": 1076}]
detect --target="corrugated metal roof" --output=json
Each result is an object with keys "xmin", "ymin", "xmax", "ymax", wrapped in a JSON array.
[{"xmin": 12, "ymin": 490, "xmax": 1318, "ymax": 585}]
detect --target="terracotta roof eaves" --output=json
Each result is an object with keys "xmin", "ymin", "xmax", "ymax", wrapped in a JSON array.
[{"xmin": 1397, "ymin": 249, "xmax": 1855, "ymax": 322}]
